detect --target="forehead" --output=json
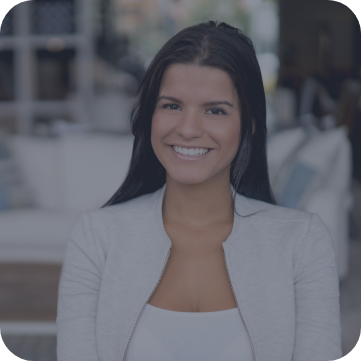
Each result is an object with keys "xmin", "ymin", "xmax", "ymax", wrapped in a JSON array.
[{"xmin": 159, "ymin": 64, "xmax": 237, "ymax": 101}]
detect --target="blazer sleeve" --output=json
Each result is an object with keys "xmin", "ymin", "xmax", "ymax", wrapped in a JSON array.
[
  {"xmin": 292, "ymin": 213, "xmax": 342, "ymax": 361},
  {"xmin": 56, "ymin": 211, "xmax": 102, "ymax": 361}
]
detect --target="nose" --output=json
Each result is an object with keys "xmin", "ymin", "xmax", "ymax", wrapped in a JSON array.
[{"xmin": 176, "ymin": 110, "xmax": 204, "ymax": 140}]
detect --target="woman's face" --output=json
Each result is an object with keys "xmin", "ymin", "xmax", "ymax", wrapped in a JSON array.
[{"xmin": 151, "ymin": 64, "xmax": 241, "ymax": 185}]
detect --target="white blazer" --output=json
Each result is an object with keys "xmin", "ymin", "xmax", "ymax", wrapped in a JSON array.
[{"xmin": 57, "ymin": 184, "xmax": 342, "ymax": 361}]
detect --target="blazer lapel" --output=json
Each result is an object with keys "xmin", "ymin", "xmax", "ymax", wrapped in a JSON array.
[
  {"xmin": 96, "ymin": 187, "xmax": 172, "ymax": 361},
  {"xmin": 225, "ymin": 193, "xmax": 295, "ymax": 361}
]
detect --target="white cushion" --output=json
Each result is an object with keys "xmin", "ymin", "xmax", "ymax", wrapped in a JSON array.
[
  {"xmin": 60, "ymin": 134, "xmax": 134, "ymax": 211},
  {"xmin": 322, "ymin": 129, "xmax": 352, "ymax": 192},
  {"xmin": 0, "ymin": 209, "xmax": 80, "ymax": 262},
  {"xmin": 0, "ymin": 132, "xmax": 34, "ymax": 210},
  {"xmin": 8, "ymin": 133, "xmax": 134, "ymax": 212},
  {"xmin": 7, "ymin": 135, "xmax": 64, "ymax": 210},
  {"xmin": 267, "ymin": 127, "xmax": 307, "ymax": 186},
  {"xmin": 268, "ymin": 126, "xmax": 350, "ymax": 209},
  {"xmin": 92, "ymin": 93, "xmax": 134, "ymax": 133}
]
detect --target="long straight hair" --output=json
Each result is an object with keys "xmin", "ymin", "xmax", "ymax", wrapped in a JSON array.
[{"xmin": 102, "ymin": 21, "xmax": 276, "ymax": 208}]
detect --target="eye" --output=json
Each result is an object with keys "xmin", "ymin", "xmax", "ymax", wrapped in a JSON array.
[
  {"xmin": 205, "ymin": 108, "xmax": 227, "ymax": 115},
  {"xmin": 162, "ymin": 104, "xmax": 181, "ymax": 111}
]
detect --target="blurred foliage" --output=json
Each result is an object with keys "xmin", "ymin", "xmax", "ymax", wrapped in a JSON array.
[
  {"xmin": 110, "ymin": 0, "xmax": 257, "ymax": 60},
  {"xmin": 184, "ymin": 0, "xmax": 250, "ymax": 32}
]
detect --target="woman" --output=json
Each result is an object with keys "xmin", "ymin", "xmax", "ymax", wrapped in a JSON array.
[{"xmin": 57, "ymin": 21, "xmax": 342, "ymax": 361}]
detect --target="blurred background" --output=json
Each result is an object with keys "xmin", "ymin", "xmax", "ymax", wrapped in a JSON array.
[{"xmin": 0, "ymin": 0, "xmax": 360, "ymax": 359}]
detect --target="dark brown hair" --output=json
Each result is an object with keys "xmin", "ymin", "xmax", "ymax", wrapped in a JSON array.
[{"xmin": 102, "ymin": 20, "xmax": 276, "ymax": 208}]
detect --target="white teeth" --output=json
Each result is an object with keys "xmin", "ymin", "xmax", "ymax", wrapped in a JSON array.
[{"xmin": 173, "ymin": 146, "xmax": 209, "ymax": 156}]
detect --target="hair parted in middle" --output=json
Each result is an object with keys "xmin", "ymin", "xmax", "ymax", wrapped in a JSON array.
[{"xmin": 102, "ymin": 20, "xmax": 276, "ymax": 209}]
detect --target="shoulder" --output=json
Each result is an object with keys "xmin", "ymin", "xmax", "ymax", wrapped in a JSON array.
[
  {"xmin": 235, "ymin": 194, "xmax": 327, "ymax": 246},
  {"xmin": 85, "ymin": 188, "xmax": 161, "ymax": 225},
  {"xmin": 236, "ymin": 194, "xmax": 333, "ymax": 257},
  {"xmin": 67, "ymin": 188, "xmax": 163, "ymax": 258},
  {"xmin": 235, "ymin": 195, "xmax": 336, "ymax": 276},
  {"xmin": 236, "ymin": 193, "xmax": 311, "ymax": 223}
]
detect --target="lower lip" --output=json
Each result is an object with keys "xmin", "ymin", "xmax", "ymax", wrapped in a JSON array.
[{"xmin": 169, "ymin": 146, "xmax": 212, "ymax": 161}]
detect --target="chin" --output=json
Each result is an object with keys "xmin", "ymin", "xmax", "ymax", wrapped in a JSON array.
[{"xmin": 167, "ymin": 170, "xmax": 213, "ymax": 186}]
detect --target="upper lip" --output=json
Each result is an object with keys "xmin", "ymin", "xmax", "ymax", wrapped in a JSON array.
[{"xmin": 170, "ymin": 144, "xmax": 213, "ymax": 149}]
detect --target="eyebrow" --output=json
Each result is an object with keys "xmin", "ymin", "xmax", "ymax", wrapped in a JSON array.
[{"xmin": 157, "ymin": 95, "xmax": 234, "ymax": 108}]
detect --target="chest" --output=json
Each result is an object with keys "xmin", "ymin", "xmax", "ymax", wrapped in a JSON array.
[{"xmin": 148, "ymin": 222, "xmax": 238, "ymax": 312}]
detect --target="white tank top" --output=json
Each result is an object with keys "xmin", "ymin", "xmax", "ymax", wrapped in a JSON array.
[{"xmin": 125, "ymin": 303, "xmax": 254, "ymax": 361}]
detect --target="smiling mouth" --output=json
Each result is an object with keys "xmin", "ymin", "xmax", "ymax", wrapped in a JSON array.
[{"xmin": 172, "ymin": 145, "xmax": 210, "ymax": 156}]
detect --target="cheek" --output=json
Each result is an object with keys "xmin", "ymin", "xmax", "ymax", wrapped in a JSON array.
[
  {"xmin": 216, "ymin": 120, "xmax": 241, "ymax": 156},
  {"xmin": 150, "ymin": 119, "xmax": 160, "ymax": 157},
  {"xmin": 231, "ymin": 115, "xmax": 242, "ymax": 147},
  {"xmin": 228, "ymin": 132, "xmax": 241, "ymax": 161},
  {"xmin": 151, "ymin": 112, "xmax": 171, "ymax": 153}
]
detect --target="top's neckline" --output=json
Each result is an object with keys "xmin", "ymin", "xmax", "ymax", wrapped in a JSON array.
[{"xmin": 145, "ymin": 303, "xmax": 239, "ymax": 317}]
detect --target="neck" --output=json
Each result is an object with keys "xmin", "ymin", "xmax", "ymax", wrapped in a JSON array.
[{"xmin": 162, "ymin": 171, "xmax": 234, "ymax": 229}]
